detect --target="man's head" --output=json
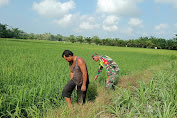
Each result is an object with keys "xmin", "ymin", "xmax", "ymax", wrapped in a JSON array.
[
  {"xmin": 91, "ymin": 53, "xmax": 99, "ymax": 62},
  {"xmin": 62, "ymin": 50, "xmax": 74, "ymax": 62}
]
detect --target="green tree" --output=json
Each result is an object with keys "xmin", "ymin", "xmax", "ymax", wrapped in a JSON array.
[
  {"xmin": 126, "ymin": 39, "xmax": 136, "ymax": 47},
  {"xmin": 171, "ymin": 37, "xmax": 177, "ymax": 50},
  {"xmin": 101, "ymin": 39, "xmax": 106, "ymax": 45},
  {"xmin": 0, "ymin": 23, "xmax": 8, "ymax": 38},
  {"xmin": 92, "ymin": 35, "xmax": 101, "ymax": 45},
  {"xmin": 149, "ymin": 36, "xmax": 160, "ymax": 48},
  {"xmin": 103, "ymin": 38, "xmax": 112, "ymax": 46},
  {"xmin": 19, "ymin": 31, "xmax": 28, "ymax": 39},
  {"xmin": 145, "ymin": 40, "xmax": 154, "ymax": 48},
  {"xmin": 167, "ymin": 39, "xmax": 175, "ymax": 50},
  {"xmin": 11, "ymin": 28, "xmax": 21, "ymax": 38},
  {"xmin": 85, "ymin": 37, "xmax": 92, "ymax": 44},
  {"xmin": 50, "ymin": 34, "xmax": 56, "ymax": 41},
  {"xmin": 56, "ymin": 34, "xmax": 63, "ymax": 41},
  {"xmin": 76, "ymin": 36, "xmax": 84, "ymax": 43},
  {"xmin": 69, "ymin": 35, "xmax": 76, "ymax": 43},
  {"xmin": 111, "ymin": 39, "xmax": 117, "ymax": 46},
  {"xmin": 116, "ymin": 39, "xmax": 125, "ymax": 47},
  {"xmin": 158, "ymin": 38, "xmax": 167, "ymax": 49},
  {"xmin": 28, "ymin": 33, "xmax": 35, "ymax": 39}
]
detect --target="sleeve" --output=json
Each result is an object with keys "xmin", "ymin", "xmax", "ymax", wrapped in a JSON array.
[
  {"xmin": 106, "ymin": 66, "xmax": 111, "ymax": 76},
  {"xmin": 111, "ymin": 61, "xmax": 120, "ymax": 71},
  {"xmin": 96, "ymin": 64, "xmax": 103, "ymax": 76}
]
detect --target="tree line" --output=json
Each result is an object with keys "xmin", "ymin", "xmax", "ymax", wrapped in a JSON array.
[{"xmin": 0, "ymin": 23, "xmax": 177, "ymax": 50}]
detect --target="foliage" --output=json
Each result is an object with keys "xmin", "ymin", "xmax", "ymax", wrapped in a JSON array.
[
  {"xmin": 0, "ymin": 23, "xmax": 64, "ymax": 41},
  {"xmin": 69, "ymin": 35, "xmax": 76, "ymax": 43},
  {"xmin": 76, "ymin": 36, "xmax": 84, "ymax": 43},
  {"xmin": 0, "ymin": 23, "xmax": 177, "ymax": 50},
  {"xmin": 85, "ymin": 37, "xmax": 92, "ymax": 44},
  {"xmin": 92, "ymin": 35, "xmax": 101, "ymax": 45},
  {"xmin": 99, "ymin": 61, "xmax": 177, "ymax": 118}
]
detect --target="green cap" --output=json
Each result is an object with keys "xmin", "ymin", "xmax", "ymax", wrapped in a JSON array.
[{"xmin": 91, "ymin": 53, "xmax": 97, "ymax": 59}]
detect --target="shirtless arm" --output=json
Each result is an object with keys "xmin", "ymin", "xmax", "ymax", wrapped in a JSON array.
[{"xmin": 77, "ymin": 58, "xmax": 87, "ymax": 91}]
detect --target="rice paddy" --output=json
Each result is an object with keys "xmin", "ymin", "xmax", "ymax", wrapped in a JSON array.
[{"xmin": 0, "ymin": 38, "xmax": 176, "ymax": 117}]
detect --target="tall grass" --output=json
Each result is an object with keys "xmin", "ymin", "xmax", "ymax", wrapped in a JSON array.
[
  {"xmin": 0, "ymin": 38, "xmax": 177, "ymax": 117},
  {"xmin": 99, "ymin": 61, "xmax": 177, "ymax": 118}
]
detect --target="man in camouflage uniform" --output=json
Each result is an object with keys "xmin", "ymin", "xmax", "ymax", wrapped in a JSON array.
[{"xmin": 92, "ymin": 53, "xmax": 120, "ymax": 89}]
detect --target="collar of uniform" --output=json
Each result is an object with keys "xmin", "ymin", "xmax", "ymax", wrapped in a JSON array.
[{"xmin": 99, "ymin": 56, "xmax": 102, "ymax": 61}]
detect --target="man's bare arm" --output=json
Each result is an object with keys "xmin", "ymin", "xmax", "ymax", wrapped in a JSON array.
[{"xmin": 78, "ymin": 58, "xmax": 87, "ymax": 91}]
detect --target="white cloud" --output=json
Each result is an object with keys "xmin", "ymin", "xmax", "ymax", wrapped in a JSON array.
[
  {"xmin": 128, "ymin": 18, "xmax": 143, "ymax": 27},
  {"xmin": 120, "ymin": 27, "xmax": 133, "ymax": 35},
  {"xmin": 54, "ymin": 14, "xmax": 73, "ymax": 27},
  {"xmin": 80, "ymin": 15, "xmax": 96, "ymax": 23},
  {"xmin": 155, "ymin": 24, "xmax": 168, "ymax": 30},
  {"xmin": 79, "ymin": 22, "xmax": 99, "ymax": 30},
  {"xmin": 155, "ymin": 0, "xmax": 177, "ymax": 9},
  {"xmin": 103, "ymin": 15, "xmax": 120, "ymax": 25},
  {"xmin": 154, "ymin": 24, "xmax": 169, "ymax": 36},
  {"xmin": 53, "ymin": 14, "xmax": 100, "ymax": 29},
  {"xmin": 96, "ymin": 0, "xmax": 143, "ymax": 17},
  {"xmin": 32, "ymin": 0, "xmax": 75, "ymax": 18},
  {"xmin": 102, "ymin": 15, "xmax": 119, "ymax": 31},
  {"xmin": 103, "ymin": 25, "xmax": 118, "ymax": 32},
  {"xmin": 79, "ymin": 16, "xmax": 100, "ymax": 30},
  {"xmin": 0, "ymin": 0, "xmax": 9, "ymax": 7}
]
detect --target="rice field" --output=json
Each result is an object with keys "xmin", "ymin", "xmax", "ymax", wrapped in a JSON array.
[{"xmin": 0, "ymin": 38, "xmax": 177, "ymax": 117}]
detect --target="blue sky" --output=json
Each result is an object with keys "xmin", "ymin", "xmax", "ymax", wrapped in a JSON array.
[{"xmin": 0, "ymin": 0, "xmax": 177, "ymax": 40}]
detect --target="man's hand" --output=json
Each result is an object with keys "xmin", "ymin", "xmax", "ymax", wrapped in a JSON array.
[
  {"xmin": 94, "ymin": 75, "xmax": 98, "ymax": 80},
  {"xmin": 81, "ymin": 85, "xmax": 86, "ymax": 91}
]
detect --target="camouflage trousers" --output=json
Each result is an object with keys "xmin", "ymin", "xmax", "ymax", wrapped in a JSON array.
[{"xmin": 106, "ymin": 71, "xmax": 119, "ymax": 88}]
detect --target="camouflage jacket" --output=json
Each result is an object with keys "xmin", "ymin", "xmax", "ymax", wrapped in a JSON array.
[{"xmin": 96, "ymin": 55, "xmax": 120, "ymax": 77}]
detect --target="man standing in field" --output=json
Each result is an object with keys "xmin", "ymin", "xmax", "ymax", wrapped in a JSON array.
[
  {"xmin": 92, "ymin": 53, "xmax": 120, "ymax": 89},
  {"xmin": 62, "ymin": 50, "xmax": 89, "ymax": 108}
]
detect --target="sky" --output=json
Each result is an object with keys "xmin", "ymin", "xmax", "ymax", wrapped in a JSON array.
[{"xmin": 0, "ymin": 0, "xmax": 177, "ymax": 40}]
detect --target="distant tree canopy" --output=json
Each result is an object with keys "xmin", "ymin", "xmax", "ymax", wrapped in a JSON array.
[{"xmin": 0, "ymin": 23, "xmax": 177, "ymax": 50}]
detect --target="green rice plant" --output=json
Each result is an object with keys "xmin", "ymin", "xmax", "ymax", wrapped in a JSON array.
[
  {"xmin": 133, "ymin": 81, "xmax": 150, "ymax": 103},
  {"xmin": 99, "ymin": 61, "xmax": 177, "ymax": 118},
  {"xmin": 0, "ymin": 38, "xmax": 177, "ymax": 117}
]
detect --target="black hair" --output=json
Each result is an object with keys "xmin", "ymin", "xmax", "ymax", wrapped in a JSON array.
[{"xmin": 62, "ymin": 50, "xmax": 74, "ymax": 58}]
